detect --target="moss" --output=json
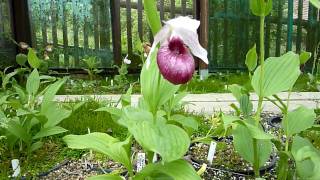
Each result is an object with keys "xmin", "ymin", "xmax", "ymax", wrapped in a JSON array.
[{"xmin": 60, "ymin": 99, "xmax": 128, "ymax": 140}]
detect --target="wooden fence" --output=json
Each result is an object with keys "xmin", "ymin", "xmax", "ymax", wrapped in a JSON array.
[
  {"xmin": 208, "ymin": 0, "xmax": 320, "ymax": 71},
  {"xmin": 27, "ymin": 0, "xmax": 196, "ymax": 69},
  {"xmin": 2, "ymin": 0, "xmax": 320, "ymax": 71},
  {"xmin": 0, "ymin": 0, "xmax": 16, "ymax": 68}
]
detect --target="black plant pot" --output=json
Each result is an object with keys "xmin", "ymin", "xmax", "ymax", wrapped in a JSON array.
[
  {"xmin": 268, "ymin": 116, "xmax": 283, "ymax": 127},
  {"xmin": 189, "ymin": 137, "xmax": 277, "ymax": 177}
]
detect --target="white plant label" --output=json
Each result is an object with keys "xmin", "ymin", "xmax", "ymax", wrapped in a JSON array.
[
  {"xmin": 152, "ymin": 153, "xmax": 158, "ymax": 163},
  {"xmin": 11, "ymin": 159, "xmax": 20, "ymax": 177},
  {"xmin": 136, "ymin": 153, "xmax": 145, "ymax": 172},
  {"xmin": 207, "ymin": 141, "xmax": 217, "ymax": 165}
]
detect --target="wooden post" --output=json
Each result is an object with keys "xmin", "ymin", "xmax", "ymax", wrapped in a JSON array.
[
  {"xmin": 111, "ymin": 0, "xmax": 122, "ymax": 65},
  {"xmin": 199, "ymin": 0, "xmax": 209, "ymax": 78},
  {"xmin": 10, "ymin": 0, "xmax": 32, "ymax": 49}
]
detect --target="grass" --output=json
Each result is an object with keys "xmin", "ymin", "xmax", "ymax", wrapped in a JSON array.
[{"xmin": 61, "ymin": 99, "xmax": 128, "ymax": 140}]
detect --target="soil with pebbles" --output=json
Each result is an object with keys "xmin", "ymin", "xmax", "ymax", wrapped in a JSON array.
[
  {"xmin": 38, "ymin": 158, "xmax": 124, "ymax": 180},
  {"xmin": 35, "ymin": 112, "xmax": 281, "ymax": 180}
]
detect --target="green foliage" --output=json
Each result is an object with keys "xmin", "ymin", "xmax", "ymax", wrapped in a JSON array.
[
  {"xmin": 233, "ymin": 124, "xmax": 272, "ymax": 167},
  {"xmin": 27, "ymin": 48, "xmax": 41, "ymax": 69},
  {"xmin": 140, "ymin": 51, "xmax": 180, "ymax": 114},
  {"xmin": 0, "ymin": 69, "xmax": 71, "ymax": 156},
  {"xmin": 82, "ymin": 57, "xmax": 102, "ymax": 80},
  {"xmin": 249, "ymin": 0, "xmax": 273, "ymax": 17},
  {"xmin": 310, "ymin": 0, "xmax": 320, "ymax": 8},
  {"xmin": 135, "ymin": 159, "xmax": 201, "ymax": 180},
  {"xmin": 64, "ymin": 133, "xmax": 133, "ymax": 174},
  {"xmin": 119, "ymin": 107, "xmax": 190, "ymax": 163},
  {"xmin": 299, "ymin": 51, "xmax": 312, "ymax": 65},
  {"xmin": 292, "ymin": 136, "xmax": 320, "ymax": 179},
  {"xmin": 251, "ymin": 52, "xmax": 301, "ymax": 97},
  {"xmin": 245, "ymin": 44, "xmax": 258, "ymax": 72},
  {"xmin": 282, "ymin": 107, "xmax": 316, "ymax": 136},
  {"xmin": 142, "ymin": 0, "xmax": 161, "ymax": 35},
  {"xmin": 16, "ymin": 54, "xmax": 28, "ymax": 67},
  {"xmin": 63, "ymin": 1, "xmax": 200, "ymax": 178}
]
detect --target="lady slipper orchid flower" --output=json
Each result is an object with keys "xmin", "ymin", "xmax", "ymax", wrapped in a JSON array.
[{"xmin": 146, "ymin": 16, "xmax": 208, "ymax": 85}]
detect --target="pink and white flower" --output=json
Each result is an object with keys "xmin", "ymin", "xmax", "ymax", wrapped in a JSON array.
[{"xmin": 146, "ymin": 16, "xmax": 208, "ymax": 84}]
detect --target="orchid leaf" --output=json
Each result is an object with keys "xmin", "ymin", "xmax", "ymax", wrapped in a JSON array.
[
  {"xmin": 26, "ymin": 69, "xmax": 40, "ymax": 96},
  {"xmin": 282, "ymin": 107, "xmax": 316, "ymax": 136},
  {"xmin": 252, "ymin": 51, "xmax": 300, "ymax": 97},
  {"xmin": 87, "ymin": 175, "xmax": 123, "ymax": 180},
  {"xmin": 310, "ymin": 0, "xmax": 320, "ymax": 8},
  {"xmin": 299, "ymin": 51, "xmax": 312, "ymax": 64},
  {"xmin": 42, "ymin": 102, "xmax": 71, "ymax": 128},
  {"xmin": 134, "ymin": 159, "xmax": 201, "ymax": 180},
  {"xmin": 140, "ymin": 51, "xmax": 179, "ymax": 113},
  {"xmin": 250, "ymin": 0, "xmax": 273, "ymax": 17},
  {"xmin": 33, "ymin": 126, "xmax": 67, "ymax": 139},
  {"xmin": 27, "ymin": 48, "xmax": 41, "ymax": 68},
  {"xmin": 292, "ymin": 136, "xmax": 320, "ymax": 179},
  {"xmin": 120, "ymin": 107, "xmax": 190, "ymax": 163},
  {"xmin": 16, "ymin": 54, "xmax": 28, "ymax": 66},
  {"xmin": 233, "ymin": 124, "xmax": 272, "ymax": 167},
  {"xmin": 30, "ymin": 141, "xmax": 44, "ymax": 152},
  {"xmin": 41, "ymin": 77, "xmax": 67, "ymax": 110},
  {"xmin": 63, "ymin": 133, "xmax": 133, "ymax": 174},
  {"xmin": 143, "ymin": 0, "xmax": 161, "ymax": 35},
  {"xmin": 245, "ymin": 44, "xmax": 258, "ymax": 71}
]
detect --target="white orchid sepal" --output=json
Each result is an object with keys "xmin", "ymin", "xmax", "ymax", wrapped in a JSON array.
[{"xmin": 146, "ymin": 16, "xmax": 208, "ymax": 69}]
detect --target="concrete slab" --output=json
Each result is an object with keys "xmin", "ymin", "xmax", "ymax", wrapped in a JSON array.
[{"xmin": 54, "ymin": 92, "xmax": 320, "ymax": 114}]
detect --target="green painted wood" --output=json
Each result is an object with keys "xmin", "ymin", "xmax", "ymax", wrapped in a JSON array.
[
  {"xmin": 223, "ymin": 0, "xmax": 229, "ymax": 65},
  {"xmin": 275, "ymin": 0, "xmax": 283, "ymax": 56},
  {"xmin": 287, "ymin": 0, "xmax": 293, "ymax": 51},
  {"xmin": 234, "ymin": 0, "xmax": 240, "ymax": 66},
  {"xmin": 296, "ymin": 0, "xmax": 303, "ymax": 53}
]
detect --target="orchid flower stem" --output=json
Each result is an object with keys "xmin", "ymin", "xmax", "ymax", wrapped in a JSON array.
[{"xmin": 253, "ymin": 14, "xmax": 266, "ymax": 178}]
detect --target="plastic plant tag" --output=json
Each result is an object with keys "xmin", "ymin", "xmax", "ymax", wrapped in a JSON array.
[
  {"xmin": 136, "ymin": 152, "xmax": 146, "ymax": 172},
  {"xmin": 152, "ymin": 153, "xmax": 158, "ymax": 163},
  {"xmin": 11, "ymin": 159, "xmax": 20, "ymax": 177},
  {"xmin": 207, "ymin": 141, "xmax": 217, "ymax": 165}
]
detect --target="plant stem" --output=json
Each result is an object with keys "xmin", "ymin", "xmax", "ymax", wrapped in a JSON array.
[
  {"xmin": 253, "ymin": 15, "xmax": 266, "ymax": 179},
  {"xmin": 253, "ymin": 139, "xmax": 260, "ymax": 177}
]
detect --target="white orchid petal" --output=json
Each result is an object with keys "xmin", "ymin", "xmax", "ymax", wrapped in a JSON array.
[
  {"xmin": 174, "ymin": 28, "xmax": 208, "ymax": 64},
  {"xmin": 146, "ymin": 25, "xmax": 171, "ymax": 69},
  {"xmin": 165, "ymin": 16, "xmax": 200, "ymax": 33}
]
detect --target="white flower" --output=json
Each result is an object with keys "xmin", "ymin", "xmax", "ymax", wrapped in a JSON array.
[
  {"xmin": 123, "ymin": 55, "xmax": 131, "ymax": 65},
  {"xmin": 146, "ymin": 16, "xmax": 208, "ymax": 68}
]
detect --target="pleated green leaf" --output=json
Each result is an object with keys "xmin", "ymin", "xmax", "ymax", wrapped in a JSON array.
[
  {"xmin": 252, "ymin": 51, "xmax": 300, "ymax": 97},
  {"xmin": 282, "ymin": 107, "xmax": 316, "ymax": 136},
  {"xmin": 134, "ymin": 159, "xmax": 201, "ymax": 180}
]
